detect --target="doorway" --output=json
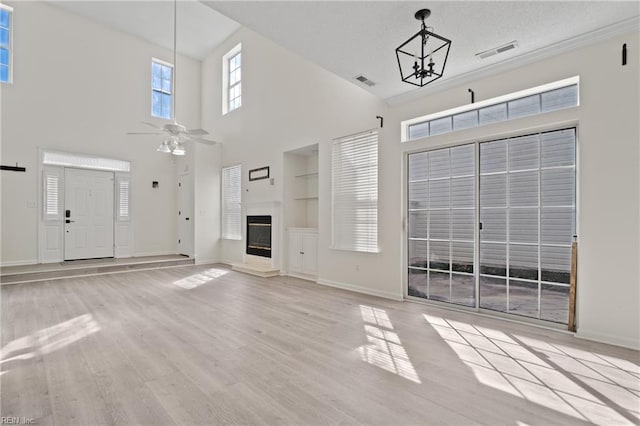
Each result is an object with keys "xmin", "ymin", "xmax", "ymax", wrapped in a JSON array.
[
  {"xmin": 177, "ymin": 173, "xmax": 193, "ymax": 256},
  {"xmin": 407, "ymin": 128, "xmax": 576, "ymax": 324},
  {"xmin": 64, "ymin": 168, "xmax": 115, "ymax": 260}
]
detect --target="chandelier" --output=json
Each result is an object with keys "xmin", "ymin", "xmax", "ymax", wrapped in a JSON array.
[{"xmin": 396, "ymin": 9, "xmax": 451, "ymax": 87}]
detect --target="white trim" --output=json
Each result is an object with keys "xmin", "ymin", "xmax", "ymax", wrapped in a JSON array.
[
  {"xmin": 42, "ymin": 149, "xmax": 131, "ymax": 172},
  {"xmin": 286, "ymin": 272, "xmax": 316, "ymax": 282},
  {"xmin": 0, "ymin": 3, "xmax": 14, "ymax": 85},
  {"xmin": 1, "ymin": 259, "xmax": 39, "ymax": 268},
  {"xmin": 388, "ymin": 16, "xmax": 639, "ymax": 106},
  {"xmin": 576, "ymin": 330, "xmax": 640, "ymax": 351},
  {"xmin": 222, "ymin": 42, "xmax": 242, "ymax": 115},
  {"xmin": 133, "ymin": 250, "xmax": 178, "ymax": 257},
  {"xmin": 401, "ymin": 76, "xmax": 579, "ymax": 142},
  {"xmin": 151, "ymin": 57, "xmax": 174, "ymax": 120},
  {"xmin": 194, "ymin": 258, "xmax": 220, "ymax": 265},
  {"xmin": 316, "ymin": 278, "xmax": 403, "ymax": 301}
]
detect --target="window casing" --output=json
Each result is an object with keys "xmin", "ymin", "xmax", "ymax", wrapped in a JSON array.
[
  {"xmin": 228, "ymin": 52, "xmax": 241, "ymax": 112},
  {"xmin": 222, "ymin": 165, "xmax": 242, "ymax": 240},
  {"xmin": 42, "ymin": 167, "xmax": 62, "ymax": 221},
  {"xmin": 402, "ymin": 76, "xmax": 579, "ymax": 142},
  {"xmin": 332, "ymin": 130, "xmax": 379, "ymax": 253},
  {"xmin": 151, "ymin": 59, "xmax": 173, "ymax": 120},
  {"xmin": 0, "ymin": 4, "xmax": 13, "ymax": 84},
  {"xmin": 222, "ymin": 43, "xmax": 242, "ymax": 115}
]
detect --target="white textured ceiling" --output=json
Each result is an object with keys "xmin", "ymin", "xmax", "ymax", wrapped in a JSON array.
[
  {"xmin": 47, "ymin": 1, "xmax": 638, "ymax": 101},
  {"xmin": 48, "ymin": 0, "xmax": 240, "ymax": 60},
  {"xmin": 203, "ymin": 1, "xmax": 639, "ymax": 101}
]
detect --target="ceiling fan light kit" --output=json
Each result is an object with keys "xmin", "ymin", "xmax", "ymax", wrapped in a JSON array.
[{"xmin": 396, "ymin": 8, "xmax": 452, "ymax": 87}]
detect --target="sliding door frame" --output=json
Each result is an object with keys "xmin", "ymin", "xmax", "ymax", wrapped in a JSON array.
[{"xmin": 403, "ymin": 123, "xmax": 578, "ymax": 328}]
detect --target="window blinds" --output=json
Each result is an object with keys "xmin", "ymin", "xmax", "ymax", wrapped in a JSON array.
[
  {"xmin": 43, "ymin": 168, "xmax": 61, "ymax": 221},
  {"xmin": 332, "ymin": 130, "xmax": 378, "ymax": 252},
  {"xmin": 117, "ymin": 178, "xmax": 130, "ymax": 221},
  {"xmin": 222, "ymin": 165, "xmax": 242, "ymax": 240}
]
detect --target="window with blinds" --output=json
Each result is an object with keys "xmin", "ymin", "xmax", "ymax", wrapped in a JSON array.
[
  {"xmin": 222, "ymin": 165, "xmax": 242, "ymax": 240},
  {"xmin": 117, "ymin": 178, "xmax": 130, "ymax": 221},
  {"xmin": 43, "ymin": 168, "xmax": 61, "ymax": 221},
  {"xmin": 332, "ymin": 130, "xmax": 379, "ymax": 253}
]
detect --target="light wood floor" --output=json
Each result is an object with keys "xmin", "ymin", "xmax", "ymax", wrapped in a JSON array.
[{"xmin": 1, "ymin": 264, "xmax": 638, "ymax": 425}]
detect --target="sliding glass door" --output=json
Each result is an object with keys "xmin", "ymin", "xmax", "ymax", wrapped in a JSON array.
[
  {"xmin": 407, "ymin": 128, "xmax": 576, "ymax": 324},
  {"xmin": 408, "ymin": 143, "xmax": 476, "ymax": 307}
]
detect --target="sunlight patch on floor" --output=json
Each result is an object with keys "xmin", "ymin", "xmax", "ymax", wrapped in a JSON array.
[
  {"xmin": 424, "ymin": 314, "xmax": 640, "ymax": 425},
  {"xmin": 357, "ymin": 305, "xmax": 421, "ymax": 383},
  {"xmin": 173, "ymin": 268, "xmax": 229, "ymax": 289},
  {"xmin": 1, "ymin": 314, "xmax": 100, "ymax": 365}
]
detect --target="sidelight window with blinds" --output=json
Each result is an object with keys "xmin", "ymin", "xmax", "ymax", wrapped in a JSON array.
[
  {"xmin": 43, "ymin": 167, "xmax": 62, "ymax": 221},
  {"xmin": 222, "ymin": 165, "xmax": 242, "ymax": 240},
  {"xmin": 332, "ymin": 130, "xmax": 379, "ymax": 252}
]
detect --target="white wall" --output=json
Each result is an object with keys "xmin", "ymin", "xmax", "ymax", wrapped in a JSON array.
[
  {"xmin": 193, "ymin": 142, "xmax": 222, "ymax": 264},
  {"xmin": 388, "ymin": 31, "xmax": 639, "ymax": 349},
  {"xmin": 1, "ymin": 1, "xmax": 202, "ymax": 264},
  {"xmin": 201, "ymin": 25, "xmax": 639, "ymax": 348},
  {"xmin": 200, "ymin": 28, "xmax": 391, "ymax": 281}
]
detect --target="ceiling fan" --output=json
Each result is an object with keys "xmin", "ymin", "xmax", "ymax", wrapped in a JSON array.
[{"xmin": 127, "ymin": 0, "xmax": 216, "ymax": 155}]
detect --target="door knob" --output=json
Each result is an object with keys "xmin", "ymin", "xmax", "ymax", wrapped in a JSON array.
[{"xmin": 65, "ymin": 219, "xmax": 75, "ymax": 224}]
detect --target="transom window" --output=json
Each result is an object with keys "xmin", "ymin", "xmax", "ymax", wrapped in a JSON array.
[
  {"xmin": 151, "ymin": 59, "xmax": 173, "ymax": 120},
  {"xmin": 0, "ymin": 4, "xmax": 13, "ymax": 84},
  {"xmin": 402, "ymin": 76, "xmax": 579, "ymax": 142}
]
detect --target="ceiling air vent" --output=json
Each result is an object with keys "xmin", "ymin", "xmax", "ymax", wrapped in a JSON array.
[
  {"xmin": 476, "ymin": 41, "xmax": 518, "ymax": 60},
  {"xmin": 354, "ymin": 74, "xmax": 376, "ymax": 87}
]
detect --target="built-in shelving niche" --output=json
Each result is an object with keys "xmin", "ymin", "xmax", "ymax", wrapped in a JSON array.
[{"xmin": 284, "ymin": 145, "xmax": 319, "ymax": 229}]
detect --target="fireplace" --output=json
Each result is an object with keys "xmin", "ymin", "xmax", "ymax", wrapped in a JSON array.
[{"xmin": 246, "ymin": 215, "xmax": 272, "ymax": 258}]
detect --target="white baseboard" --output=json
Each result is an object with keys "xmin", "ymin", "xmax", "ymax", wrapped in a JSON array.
[
  {"xmin": 133, "ymin": 251, "xmax": 178, "ymax": 258},
  {"xmin": 1, "ymin": 259, "xmax": 39, "ymax": 267},
  {"xmin": 576, "ymin": 329, "xmax": 640, "ymax": 351},
  {"xmin": 286, "ymin": 272, "xmax": 317, "ymax": 282},
  {"xmin": 316, "ymin": 278, "xmax": 403, "ymax": 301},
  {"xmin": 195, "ymin": 258, "xmax": 220, "ymax": 265}
]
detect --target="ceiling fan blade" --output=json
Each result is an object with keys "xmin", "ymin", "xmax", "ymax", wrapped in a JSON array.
[
  {"xmin": 126, "ymin": 132, "xmax": 164, "ymax": 135},
  {"xmin": 141, "ymin": 121, "xmax": 163, "ymax": 130},
  {"xmin": 186, "ymin": 128, "xmax": 209, "ymax": 136},
  {"xmin": 191, "ymin": 137, "xmax": 217, "ymax": 145}
]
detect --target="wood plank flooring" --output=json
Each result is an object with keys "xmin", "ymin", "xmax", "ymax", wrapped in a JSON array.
[{"xmin": 1, "ymin": 264, "xmax": 639, "ymax": 425}]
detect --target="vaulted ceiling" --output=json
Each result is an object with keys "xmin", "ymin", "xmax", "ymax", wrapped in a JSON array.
[{"xmin": 49, "ymin": 1, "xmax": 639, "ymax": 102}]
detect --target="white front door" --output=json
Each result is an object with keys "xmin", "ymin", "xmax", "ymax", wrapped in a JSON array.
[
  {"xmin": 64, "ymin": 168, "xmax": 114, "ymax": 260},
  {"xmin": 177, "ymin": 173, "xmax": 193, "ymax": 256}
]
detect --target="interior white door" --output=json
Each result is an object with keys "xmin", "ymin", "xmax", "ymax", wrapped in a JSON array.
[
  {"xmin": 64, "ymin": 168, "xmax": 114, "ymax": 260},
  {"xmin": 177, "ymin": 173, "xmax": 193, "ymax": 256}
]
